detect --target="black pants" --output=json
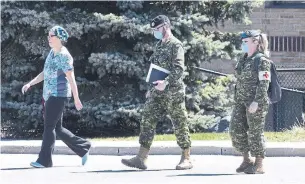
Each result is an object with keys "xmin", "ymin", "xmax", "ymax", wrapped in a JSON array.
[{"xmin": 36, "ymin": 96, "xmax": 91, "ymax": 167}]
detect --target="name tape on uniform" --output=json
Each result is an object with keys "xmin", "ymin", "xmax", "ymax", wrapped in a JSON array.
[{"xmin": 258, "ymin": 71, "xmax": 271, "ymax": 81}]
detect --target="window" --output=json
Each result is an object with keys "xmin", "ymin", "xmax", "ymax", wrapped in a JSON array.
[
  {"xmin": 268, "ymin": 36, "xmax": 305, "ymax": 52},
  {"xmin": 265, "ymin": 1, "xmax": 305, "ymax": 8}
]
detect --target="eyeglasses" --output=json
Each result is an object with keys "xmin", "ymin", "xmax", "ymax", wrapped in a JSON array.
[{"xmin": 47, "ymin": 35, "xmax": 57, "ymax": 39}]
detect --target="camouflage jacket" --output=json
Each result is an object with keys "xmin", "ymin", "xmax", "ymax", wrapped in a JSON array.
[
  {"xmin": 235, "ymin": 52, "xmax": 271, "ymax": 105},
  {"xmin": 148, "ymin": 35, "xmax": 186, "ymax": 97}
]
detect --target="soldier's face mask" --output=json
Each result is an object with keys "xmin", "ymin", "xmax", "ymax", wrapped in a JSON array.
[
  {"xmin": 241, "ymin": 42, "xmax": 249, "ymax": 53},
  {"xmin": 153, "ymin": 31, "xmax": 163, "ymax": 39},
  {"xmin": 240, "ymin": 30, "xmax": 261, "ymax": 53},
  {"xmin": 152, "ymin": 25, "xmax": 166, "ymax": 40}
]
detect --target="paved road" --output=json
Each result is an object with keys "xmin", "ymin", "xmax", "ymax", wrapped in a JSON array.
[{"xmin": 1, "ymin": 154, "xmax": 304, "ymax": 184}]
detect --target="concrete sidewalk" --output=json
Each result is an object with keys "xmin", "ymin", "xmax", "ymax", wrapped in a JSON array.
[{"xmin": 1, "ymin": 140, "xmax": 305, "ymax": 157}]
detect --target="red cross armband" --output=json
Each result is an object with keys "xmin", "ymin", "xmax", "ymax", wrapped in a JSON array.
[{"xmin": 258, "ymin": 71, "xmax": 271, "ymax": 81}]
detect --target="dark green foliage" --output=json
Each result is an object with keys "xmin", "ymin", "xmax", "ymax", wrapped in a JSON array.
[{"xmin": 1, "ymin": 1, "xmax": 262, "ymax": 138}]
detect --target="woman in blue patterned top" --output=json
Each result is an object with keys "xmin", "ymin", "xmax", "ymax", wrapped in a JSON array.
[{"xmin": 22, "ymin": 26, "xmax": 91, "ymax": 168}]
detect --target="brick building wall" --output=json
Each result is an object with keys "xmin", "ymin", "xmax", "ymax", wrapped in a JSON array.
[{"xmin": 202, "ymin": 2, "xmax": 305, "ymax": 75}]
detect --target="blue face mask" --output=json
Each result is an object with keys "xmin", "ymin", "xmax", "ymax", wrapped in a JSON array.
[
  {"xmin": 241, "ymin": 43, "xmax": 248, "ymax": 53},
  {"xmin": 153, "ymin": 31, "xmax": 163, "ymax": 40}
]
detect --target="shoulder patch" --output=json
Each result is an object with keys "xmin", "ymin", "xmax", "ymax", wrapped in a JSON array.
[{"xmin": 259, "ymin": 71, "xmax": 271, "ymax": 81}]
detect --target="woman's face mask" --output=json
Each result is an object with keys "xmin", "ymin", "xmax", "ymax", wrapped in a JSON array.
[
  {"xmin": 241, "ymin": 42, "xmax": 249, "ymax": 53},
  {"xmin": 241, "ymin": 37, "xmax": 259, "ymax": 53}
]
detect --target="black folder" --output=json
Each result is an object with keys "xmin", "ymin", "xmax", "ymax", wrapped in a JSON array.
[{"xmin": 145, "ymin": 63, "xmax": 170, "ymax": 83}]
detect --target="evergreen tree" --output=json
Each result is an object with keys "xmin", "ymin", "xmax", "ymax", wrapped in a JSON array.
[{"xmin": 1, "ymin": 1, "xmax": 262, "ymax": 138}]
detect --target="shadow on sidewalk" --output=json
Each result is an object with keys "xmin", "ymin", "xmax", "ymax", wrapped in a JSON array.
[
  {"xmin": 1, "ymin": 165, "xmax": 78, "ymax": 171},
  {"xmin": 72, "ymin": 168, "xmax": 177, "ymax": 173},
  {"xmin": 167, "ymin": 173, "xmax": 237, "ymax": 177},
  {"xmin": 1, "ymin": 167, "xmax": 36, "ymax": 171}
]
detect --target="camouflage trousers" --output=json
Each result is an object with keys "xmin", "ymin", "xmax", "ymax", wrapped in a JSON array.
[
  {"xmin": 139, "ymin": 90, "xmax": 191, "ymax": 150},
  {"xmin": 229, "ymin": 101, "xmax": 269, "ymax": 157}
]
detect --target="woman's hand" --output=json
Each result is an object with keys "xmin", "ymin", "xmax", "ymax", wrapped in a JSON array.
[
  {"xmin": 21, "ymin": 83, "xmax": 31, "ymax": 94},
  {"xmin": 74, "ymin": 98, "xmax": 83, "ymax": 111},
  {"xmin": 248, "ymin": 101, "xmax": 258, "ymax": 113}
]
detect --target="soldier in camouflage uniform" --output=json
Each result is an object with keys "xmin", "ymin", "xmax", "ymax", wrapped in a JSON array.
[
  {"xmin": 121, "ymin": 15, "xmax": 192, "ymax": 170},
  {"xmin": 230, "ymin": 30, "xmax": 272, "ymax": 174}
]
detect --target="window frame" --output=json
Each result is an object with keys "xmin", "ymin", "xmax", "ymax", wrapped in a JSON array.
[{"xmin": 265, "ymin": 1, "xmax": 305, "ymax": 9}]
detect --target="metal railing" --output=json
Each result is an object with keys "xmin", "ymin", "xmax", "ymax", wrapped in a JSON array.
[
  {"xmin": 271, "ymin": 68, "xmax": 305, "ymax": 131},
  {"xmin": 193, "ymin": 66, "xmax": 305, "ymax": 131}
]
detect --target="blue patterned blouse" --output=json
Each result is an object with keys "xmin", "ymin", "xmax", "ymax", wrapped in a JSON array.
[{"xmin": 43, "ymin": 46, "xmax": 73, "ymax": 101}]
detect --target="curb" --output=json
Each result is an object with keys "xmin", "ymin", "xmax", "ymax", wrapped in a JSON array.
[{"xmin": 1, "ymin": 141, "xmax": 305, "ymax": 157}]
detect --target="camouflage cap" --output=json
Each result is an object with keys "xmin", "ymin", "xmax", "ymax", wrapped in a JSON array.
[
  {"xmin": 50, "ymin": 26, "xmax": 69, "ymax": 42},
  {"xmin": 240, "ymin": 30, "xmax": 261, "ymax": 39},
  {"xmin": 150, "ymin": 15, "xmax": 170, "ymax": 28}
]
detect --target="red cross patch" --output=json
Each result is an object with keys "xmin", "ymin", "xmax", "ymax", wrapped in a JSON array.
[
  {"xmin": 263, "ymin": 72, "xmax": 269, "ymax": 79},
  {"xmin": 259, "ymin": 71, "xmax": 270, "ymax": 81}
]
